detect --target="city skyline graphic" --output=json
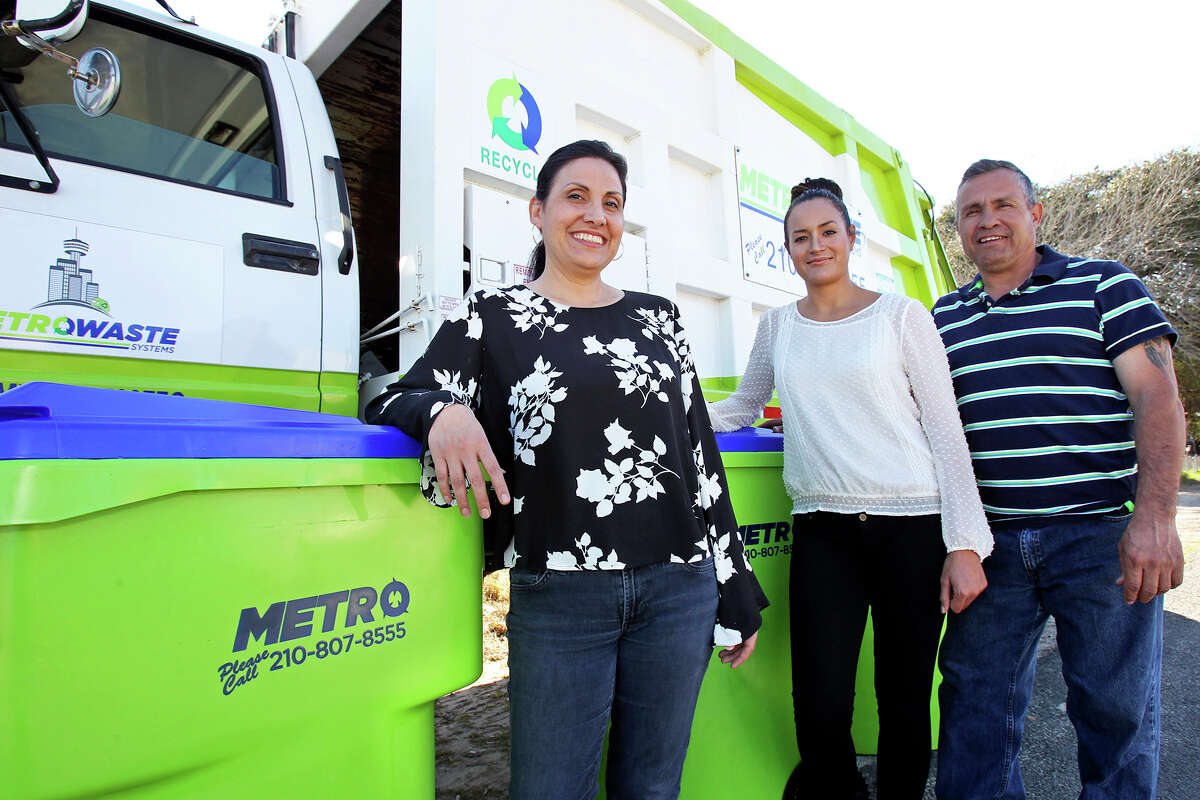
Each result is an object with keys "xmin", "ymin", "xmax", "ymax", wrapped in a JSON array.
[{"xmin": 34, "ymin": 233, "xmax": 110, "ymax": 315}]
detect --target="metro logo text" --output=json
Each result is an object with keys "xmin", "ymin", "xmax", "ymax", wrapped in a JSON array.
[
  {"xmin": 738, "ymin": 520, "xmax": 790, "ymax": 546},
  {"xmin": 739, "ymin": 164, "xmax": 790, "ymax": 216},
  {"xmin": 232, "ymin": 578, "xmax": 411, "ymax": 652},
  {"xmin": 739, "ymin": 520, "xmax": 792, "ymax": 561}
]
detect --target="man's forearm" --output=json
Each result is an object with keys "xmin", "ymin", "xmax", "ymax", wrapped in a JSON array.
[{"xmin": 1131, "ymin": 390, "xmax": 1185, "ymax": 517}]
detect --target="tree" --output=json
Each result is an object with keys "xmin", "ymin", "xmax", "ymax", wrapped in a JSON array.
[
  {"xmin": 933, "ymin": 149, "xmax": 1200, "ymax": 430},
  {"xmin": 934, "ymin": 204, "xmax": 975, "ymax": 287}
]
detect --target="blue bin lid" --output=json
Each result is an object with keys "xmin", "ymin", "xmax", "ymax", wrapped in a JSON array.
[
  {"xmin": 714, "ymin": 426, "xmax": 784, "ymax": 452},
  {"xmin": 0, "ymin": 383, "xmax": 421, "ymax": 460}
]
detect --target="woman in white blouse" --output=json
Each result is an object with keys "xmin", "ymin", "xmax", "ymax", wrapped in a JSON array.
[{"xmin": 708, "ymin": 179, "xmax": 991, "ymax": 800}]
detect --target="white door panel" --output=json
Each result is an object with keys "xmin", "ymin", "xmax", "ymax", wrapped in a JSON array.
[
  {"xmin": 465, "ymin": 183, "xmax": 533, "ymax": 289},
  {"xmin": 0, "ymin": 10, "xmax": 321, "ymax": 374}
]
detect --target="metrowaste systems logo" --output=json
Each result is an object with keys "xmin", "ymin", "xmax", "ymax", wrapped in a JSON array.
[
  {"xmin": 486, "ymin": 74, "xmax": 542, "ymax": 154},
  {"xmin": 0, "ymin": 232, "xmax": 184, "ymax": 355},
  {"xmin": 36, "ymin": 235, "xmax": 111, "ymax": 314}
]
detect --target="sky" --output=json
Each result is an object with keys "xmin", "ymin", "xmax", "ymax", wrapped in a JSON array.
[
  {"xmin": 689, "ymin": 0, "xmax": 1200, "ymax": 210},
  {"xmin": 128, "ymin": 0, "xmax": 1199, "ymax": 211}
]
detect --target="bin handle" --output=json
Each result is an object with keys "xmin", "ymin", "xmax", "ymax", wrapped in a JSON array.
[{"xmin": 0, "ymin": 406, "xmax": 51, "ymax": 421}]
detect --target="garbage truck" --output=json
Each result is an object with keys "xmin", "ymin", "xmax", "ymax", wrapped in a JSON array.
[
  {"xmin": 1, "ymin": 0, "xmax": 954, "ymax": 416},
  {"xmin": 1, "ymin": 1, "xmax": 956, "ymax": 797}
]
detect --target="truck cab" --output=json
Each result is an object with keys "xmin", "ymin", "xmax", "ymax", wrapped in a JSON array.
[{"xmin": 1, "ymin": 0, "xmax": 359, "ymax": 413}]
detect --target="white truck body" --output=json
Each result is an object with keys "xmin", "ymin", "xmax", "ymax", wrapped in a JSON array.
[{"xmin": 0, "ymin": 0, "xmax": 950, "ymax": 413}]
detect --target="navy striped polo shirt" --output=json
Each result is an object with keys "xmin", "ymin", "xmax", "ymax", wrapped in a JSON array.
[{"xmin": 932, "ymin": 245, "xmax": 1177, "ymax": 522}]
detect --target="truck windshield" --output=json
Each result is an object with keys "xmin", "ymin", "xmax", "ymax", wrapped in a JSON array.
[{"xmin": 0, "ymin": 11, "xmax": 282, "ymax": 201}]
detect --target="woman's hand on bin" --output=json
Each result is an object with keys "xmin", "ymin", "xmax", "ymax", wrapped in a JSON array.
[
  {"xmin": 428, "ymin": 403, "xmax": 510, "ymax": 519},
  {"xmin": 755, "ymin": 418, "xmax": 783, "ymax": 433},
  {"xmin": 940, "ymin": 550, "xmax": 987, "ymax": 614},
  {"xmin": 717, "ymin": 631, "xmax": 758, "ymax": 669}
]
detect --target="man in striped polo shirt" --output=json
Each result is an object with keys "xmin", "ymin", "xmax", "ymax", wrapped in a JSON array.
[{"xmin": 932, "ymin": 160, "xmax": 1185, "ymax": 799}]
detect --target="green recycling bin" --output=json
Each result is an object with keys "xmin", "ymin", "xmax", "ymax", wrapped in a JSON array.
[
  {"xmin": 0, "ymin": 383, "xmax": 482, "ymax": 799},
  {"xmin": 673, "ymin": 427, "xmax": 943, "ymax": 798}
]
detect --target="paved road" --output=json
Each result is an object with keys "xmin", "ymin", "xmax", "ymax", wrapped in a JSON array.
[{"xmin": 879, "ymin": 493, "xmax": 1200, "ymax": 799}]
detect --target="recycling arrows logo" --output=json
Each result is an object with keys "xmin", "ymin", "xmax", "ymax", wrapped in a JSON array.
[{"xmin": 487, "ymin": 75, "xmax": 542, "ymax": 154}]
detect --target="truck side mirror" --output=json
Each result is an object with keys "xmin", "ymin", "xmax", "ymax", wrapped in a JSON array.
[{"xmin": 72, "ymin": 46, "xmax": 119, "ymax": 116}]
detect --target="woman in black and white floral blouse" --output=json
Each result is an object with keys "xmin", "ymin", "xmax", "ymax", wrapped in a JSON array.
[{"xmin": 366, "ymin": 140, "xmax": 766, "ymax": 799}]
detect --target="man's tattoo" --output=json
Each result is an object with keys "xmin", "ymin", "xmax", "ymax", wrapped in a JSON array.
[{"xmin": 1142, "ymin": 338, "xmax": 1171, "ymax": 375}]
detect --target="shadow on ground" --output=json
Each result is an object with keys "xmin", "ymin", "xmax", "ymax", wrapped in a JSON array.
[{"xmin": 435, "ymin": 679, "xmax": 510, "ymax": 800}]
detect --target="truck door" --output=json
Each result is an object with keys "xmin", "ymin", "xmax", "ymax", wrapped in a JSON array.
[{"xmin": 0, "ymin": 5, "xmax": 325, "ymax": 410}]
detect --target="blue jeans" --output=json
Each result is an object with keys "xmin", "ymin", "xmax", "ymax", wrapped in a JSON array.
[
  {"xmin": 506, "ymin": 558, "xmax": 719, "ymax": 800},
  {"xmin": 936, "ymin": 515, "xmax": 1163, "ymax": 799}
]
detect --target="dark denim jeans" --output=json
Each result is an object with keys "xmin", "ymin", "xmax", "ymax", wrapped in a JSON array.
[
  {"xmin": 936, "ymin": 514, "xmax": 1163, "ymax": 799},
  {"xmin": 506, "ymin": 558, "xmax": 718, "ymax": 800}
]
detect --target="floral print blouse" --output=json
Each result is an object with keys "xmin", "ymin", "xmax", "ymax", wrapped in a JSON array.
[{"xmin": 365, "ymin": 286, "xmax": 767, "ymax": 645}]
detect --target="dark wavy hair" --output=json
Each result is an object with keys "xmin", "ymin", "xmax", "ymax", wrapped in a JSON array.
[
  {"xmin": 782, "ymin": 177, "xmax": 852, "ymax": 237},
  {"xmin": 528, "ymin": 139, "xmax": 629, "ymax": 280}
]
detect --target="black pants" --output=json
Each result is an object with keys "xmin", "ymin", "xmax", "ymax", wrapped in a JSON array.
[{"xmin": 789, "ymin": 511, "xmax": 947, "ymax": 800}]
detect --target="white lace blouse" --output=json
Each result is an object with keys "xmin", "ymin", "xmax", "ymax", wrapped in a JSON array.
[{"xmin": 708, "ymin": 292, "xmax": 992, "ymax": 558}]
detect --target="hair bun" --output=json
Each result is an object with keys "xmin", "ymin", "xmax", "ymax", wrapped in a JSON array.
[{"xmin": 791, "ymin": 177, "xmax": 843, "ymax": 201}]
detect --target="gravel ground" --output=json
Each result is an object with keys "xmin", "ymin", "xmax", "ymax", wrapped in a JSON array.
[{"xmin": 437, "ymin": 493, "xmax": 1200, "ymax": 799}]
